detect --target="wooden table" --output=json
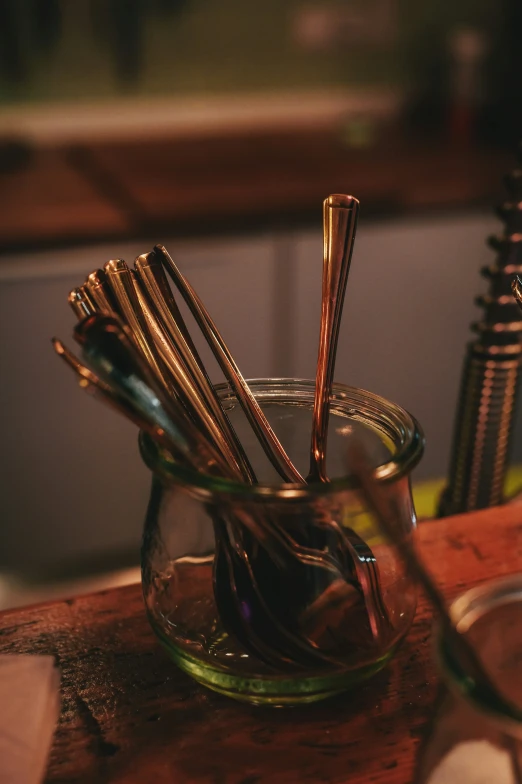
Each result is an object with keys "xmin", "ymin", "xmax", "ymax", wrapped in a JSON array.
[{"xmin": 1, "ymin": 504, "xmax": 521, "ymax": 783}]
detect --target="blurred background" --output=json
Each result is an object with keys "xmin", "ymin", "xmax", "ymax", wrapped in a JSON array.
[{"xmin": 1, "ymin": 0, "xmax": 522, "ymax": 608}]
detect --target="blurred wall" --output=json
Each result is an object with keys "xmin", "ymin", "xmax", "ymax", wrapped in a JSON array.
[{"xmin": 0, "ymin": 0, "xmax": 497, "ymax": 104}]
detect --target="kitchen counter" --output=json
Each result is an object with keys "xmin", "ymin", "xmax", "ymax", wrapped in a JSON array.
[
  {"xmin": 0, "ymin": 503, "xmax": 521, "ymax": 783},
  {"xmin": 0, "ymin": 127, "xmax": 511, "ymax": 254}
]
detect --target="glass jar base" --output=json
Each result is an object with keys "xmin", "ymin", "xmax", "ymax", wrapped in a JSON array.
[{"xmin": 157, "ymin": 629, "xmax": 399, "ymax": 706}]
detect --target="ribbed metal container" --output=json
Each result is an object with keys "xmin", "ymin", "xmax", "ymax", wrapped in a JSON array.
[{"xmin": 439, "ymin": 148, "xmax": 522, "ymax": 516}]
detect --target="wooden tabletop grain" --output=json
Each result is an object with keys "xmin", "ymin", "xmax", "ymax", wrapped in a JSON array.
[{"xmin": 1, "ymin": 504, "xmax": 521, "ymax": 783}]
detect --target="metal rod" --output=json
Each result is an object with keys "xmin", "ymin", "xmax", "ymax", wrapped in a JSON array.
[{"xmin": 154, "ymin": 243, "xmax": 304, "ymax": 483}]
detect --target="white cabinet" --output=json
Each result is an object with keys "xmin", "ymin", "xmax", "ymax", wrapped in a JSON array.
[{"xmin": 2, "ymin": 210, "xmax": 519, "ymax": 575}]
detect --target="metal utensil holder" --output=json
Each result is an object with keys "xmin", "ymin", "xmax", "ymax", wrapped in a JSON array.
[{"xmin": 439, "ymin": 148, "xmax": 522, "ymax": 516}]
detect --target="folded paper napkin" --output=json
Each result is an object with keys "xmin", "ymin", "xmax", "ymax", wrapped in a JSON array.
[
  {"xmin": 427, "ymin": 740, "xmax": 514, "ymax": 784},
  {"xmin": 0, "ymin": 655, "xmax": 60, "ymax": 784}
]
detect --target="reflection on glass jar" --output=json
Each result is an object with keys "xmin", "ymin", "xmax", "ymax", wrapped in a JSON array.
[
  {"xmin": 415, "ymin": 575, "xmax": 522, "ymax": 783},
  {"xmin": 140, "ymin": 379, "xmax": 424, "ymax": 705}
]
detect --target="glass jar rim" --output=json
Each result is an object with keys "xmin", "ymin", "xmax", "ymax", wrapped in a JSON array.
[
  {"xmin": 436, "ymin": 574, "xmax": 522, "ymax": 729},
  {"xmin": 139, "ymin": 378, "xmax": 424, "ymax": 501}
]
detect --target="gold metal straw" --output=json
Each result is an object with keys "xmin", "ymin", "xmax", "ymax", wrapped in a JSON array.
[
  {"xmin": 135, "ymin": 251, "xmax": 256, "ymax": 482},
  {"xmin": 154, "ymin": 244, "xmax": 304, "ymax": 483},
  {"xmin": 308, "ymin": 195, "xmax": 359, "ymax": 482}
]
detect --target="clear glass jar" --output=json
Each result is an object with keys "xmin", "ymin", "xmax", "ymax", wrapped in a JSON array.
[
  {"xmin": 415, "ymin": 575, "xmax": 522, "ymax": 783},
  {"xmin": 140, "ymin": 378, "xmax": 424, "ymax": 705}
]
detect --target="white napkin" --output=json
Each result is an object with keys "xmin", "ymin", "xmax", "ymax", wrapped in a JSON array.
[
  {"xmin": 427, "ymin": 740, "xmax": 514, "ymax": 784},
  {"xmin": 0, "ymin": 655, "xmax": 60, "ymax": 784}
]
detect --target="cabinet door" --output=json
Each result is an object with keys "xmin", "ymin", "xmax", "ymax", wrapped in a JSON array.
[
  {"xmin": 293, "ymin": 211, "xmax": 509, "ymax": 481},
  {"xmin": 0, "ymin": 234, "xmax": 273, "ymax": 572}
]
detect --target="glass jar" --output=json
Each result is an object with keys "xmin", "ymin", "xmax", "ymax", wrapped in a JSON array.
[
  {"xmin": 415, "ymin": 575, "xmax": 522, "ymax": 783},
  {"xmin": 140, "ymin": 378, "xmax": 424, "ymax": 705}
]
